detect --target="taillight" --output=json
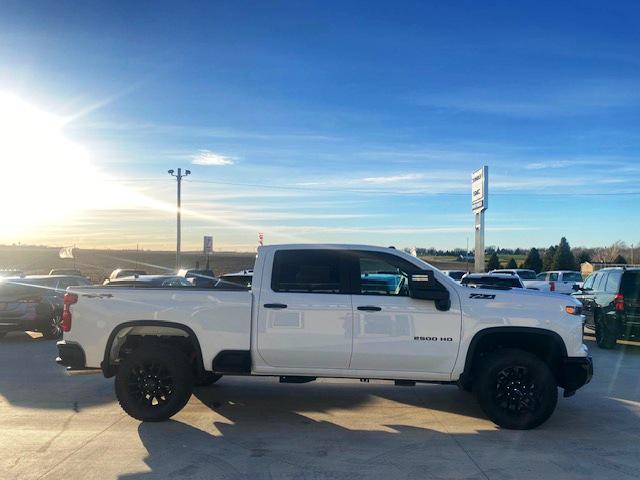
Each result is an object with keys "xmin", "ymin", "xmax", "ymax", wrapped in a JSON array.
[
  {"xmin": 614, "ymin": 293, "xmax": 625, "ymax": 312},
  {"xmin": 550, "ymin": 282, "xmax": 555, "ymax": 292},
  {"xmin": 62, "ymin": 293, "xmax": 78, "ymax": 332}
]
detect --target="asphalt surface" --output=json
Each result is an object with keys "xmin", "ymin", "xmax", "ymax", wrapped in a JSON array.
[{"xmin": 1, "ymin": 331, "xmax": 639, "ymax": 480}]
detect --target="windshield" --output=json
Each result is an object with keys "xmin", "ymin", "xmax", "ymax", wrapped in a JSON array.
[
  {"xmin": 563, "ymin": 272, "xmax": 583, "ymax": 282},
  {"xmin": 447, "ymin": 271, "xmax": 465, "ymax": 281},
  {"xmin": 517, "ymin": 271, "xmax": 537, "ymax": 280}
]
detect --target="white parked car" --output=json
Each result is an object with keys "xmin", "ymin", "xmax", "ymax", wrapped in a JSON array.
[
  {"xmin": 535, "ymin": 271, "xmax": 584, "ymax": 294},
  {"xmin": 57, "ymin": 244, "xmax": 591, "ymax": 430}
]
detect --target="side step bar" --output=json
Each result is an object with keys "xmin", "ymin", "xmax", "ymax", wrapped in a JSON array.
[{"xmin": 279, "ymin": 376, "xmax": 316, "ymax": 384}]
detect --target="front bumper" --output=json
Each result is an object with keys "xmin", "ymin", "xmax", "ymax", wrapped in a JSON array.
[
  {"xmin": 56, "ymin": 341, "xmax": 86, "ymax": 370},
  {"xmin": 559, "ymin": 355, "xmax": 593, "ymax": 396}
]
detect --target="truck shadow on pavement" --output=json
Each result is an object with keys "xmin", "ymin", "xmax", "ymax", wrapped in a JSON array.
[
  {"xmin": 0, "ymin": 332, "xmax": 113, "ymax": 411},
  {"xmin": 120, "ymin": 362, "xmax": 640, "ymax": 480}
]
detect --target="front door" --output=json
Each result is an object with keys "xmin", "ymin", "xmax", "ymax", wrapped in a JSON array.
[
  {"xmin": 256, "ymin": 249, "xmax": 353, "ymax": 369},
  {"xmin": 348, "ymin": 251, "xmax": 461, "ymax": 375}
]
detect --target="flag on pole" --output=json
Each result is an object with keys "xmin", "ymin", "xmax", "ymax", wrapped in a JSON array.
[
  {"xmin": 59, "ymin": 247, "xmax": 74, "ymax": 259},
  {"xmin": 258, "ymin": 232, "xmax": 264, "ymax": 246}
]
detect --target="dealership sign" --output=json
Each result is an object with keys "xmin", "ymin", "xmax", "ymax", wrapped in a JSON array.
[
  {"xmin": 203, "ymin": 235, "xmax": 213, "ymax": 254},
  {"xmin": 471, "ymin": 166, "xmax": 488, "ymax": 213}
]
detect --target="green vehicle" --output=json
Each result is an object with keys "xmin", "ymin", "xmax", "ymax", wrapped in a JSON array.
[{"xmin": 572, "ymin": 267, "xmax": 640, "ymax": 349}]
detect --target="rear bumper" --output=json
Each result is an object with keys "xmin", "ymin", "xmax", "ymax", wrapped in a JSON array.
[
  {"xmin": 559, "ymin": 356, "xmax": 593, "ymax": 396},
  {"xmin": 56, "ymin": 341, "xmax": 87, "ymax": 370}
]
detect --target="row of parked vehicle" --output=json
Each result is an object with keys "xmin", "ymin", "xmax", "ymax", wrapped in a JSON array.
[
  {"xmin": 0, "ymin": 267, "xmax": 254, "ymax": 340},
  {"xmin": 443, "ymin": 266, "xmax": 640, "ymax": 350},
  {"xmin": 442, "ymin": 268, "xmax": 584, "ymax": 293}
]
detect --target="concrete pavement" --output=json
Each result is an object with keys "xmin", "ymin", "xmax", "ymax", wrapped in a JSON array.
[{"xmin": 1, "ymin": 331, "xmax": 639, "ymax": 479}]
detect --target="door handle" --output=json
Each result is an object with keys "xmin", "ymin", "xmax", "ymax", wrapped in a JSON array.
[
  {"xmin": 264, "ymin": 303, "xmax": 288, "ymax": 309},
  {"xmin": 357, "ymin": 305, "xmax": 382, "ymax": 312}
]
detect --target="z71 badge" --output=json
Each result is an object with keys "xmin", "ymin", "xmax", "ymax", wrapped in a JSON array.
[{"xmin": 469, "ymin": 293, "xmax": 496, "ymax": 299}]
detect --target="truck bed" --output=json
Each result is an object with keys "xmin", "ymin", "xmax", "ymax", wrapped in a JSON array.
[{"xmin": 65, "ymin": 287, "xmax": 252, "ymax": 370}]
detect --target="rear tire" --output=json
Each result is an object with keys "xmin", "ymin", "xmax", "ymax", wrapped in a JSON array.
[
  {"xmin": 115, "ymin": 344, "xmax": 194, "ymax": 422},
  {"xmin": 474, "ymin": 348, "xmax": 558, "ymax": 430},
  {"xmin": 41, "ymin": 310, "xmax": 63, "ymax": 340},
  {"xmin": 595, "ymin": 314, "xmax": 617, "ymax": 349}
]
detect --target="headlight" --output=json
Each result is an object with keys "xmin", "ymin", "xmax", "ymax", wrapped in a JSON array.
[{"xmin": 565, "ymin": 305, "xmax": 582, "ymax": 315}]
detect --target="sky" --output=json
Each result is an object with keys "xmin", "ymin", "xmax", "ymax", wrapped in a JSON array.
[{"xmin": 0, "ymin": 1, "xmax": 639, "ymax": 251}]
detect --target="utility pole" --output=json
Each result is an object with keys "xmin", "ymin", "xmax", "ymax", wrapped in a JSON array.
[{"xmin": 168, "ymin": 168, "xmax": 191, "ymax": 270}]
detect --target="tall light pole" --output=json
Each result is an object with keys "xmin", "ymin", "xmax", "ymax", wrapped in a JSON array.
[{"xmin": 168, "ymin": 168, "xmax": 191, "ymax": 270}]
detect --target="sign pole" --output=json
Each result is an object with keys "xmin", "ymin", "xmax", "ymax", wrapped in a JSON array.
[
  {"xmin": 471, "ymin": 166, "xmax": 488, "ymax": 272},
  {"xmin": 474, "ymin": 212, "xmax": 485, "ymax": 272}
]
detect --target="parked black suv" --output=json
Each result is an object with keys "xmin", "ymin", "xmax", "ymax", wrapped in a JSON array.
[
  {"xmin": 0, "ymin": 275, "xmax": 92, "ymax": 339},
  {"xmin": 572, "ymin": 267, "xmax": 640, "ymax": 349}
]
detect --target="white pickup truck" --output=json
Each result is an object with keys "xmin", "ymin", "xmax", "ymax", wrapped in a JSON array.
[{"xmin": 57, "ymin": 244, "xmax": 592, "ymax": 430}]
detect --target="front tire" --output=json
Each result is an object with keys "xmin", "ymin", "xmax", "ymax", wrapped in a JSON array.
[
  {"xmin": 115, "ymin": 344, "xmax": 194, "ymax": 422},
  {"xmin": 474, "ymin": 348, "xmax": 558, "ymax": 430}
]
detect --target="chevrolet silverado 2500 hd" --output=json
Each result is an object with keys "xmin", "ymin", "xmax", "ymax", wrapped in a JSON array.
[{"xmin": 56, "ymin": 244, "xmax": 592, "ymax": 429}]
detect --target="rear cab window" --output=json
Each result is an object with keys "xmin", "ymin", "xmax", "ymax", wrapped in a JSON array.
[{"xmin": 271, "ymin": 250, "xmax": 347, "ymax": 294}]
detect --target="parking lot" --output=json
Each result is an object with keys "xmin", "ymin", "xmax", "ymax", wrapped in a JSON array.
[{"xmin": 0, "ymin": 332, "xmax": 638, "ymax": 480}]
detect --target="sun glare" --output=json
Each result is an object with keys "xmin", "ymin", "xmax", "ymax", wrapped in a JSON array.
[
  {"xmin": 0, "ymin": 93, "xmax": 102, "ymax": 234},
  {"xmin": 0, "ymin": 92, "xmax": 157, "ymax": 242}
]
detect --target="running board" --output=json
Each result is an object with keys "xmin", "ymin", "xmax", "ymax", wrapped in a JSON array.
[{"xmin": 279, "ymin": 376, "xmax": 316, "ymax": 384}]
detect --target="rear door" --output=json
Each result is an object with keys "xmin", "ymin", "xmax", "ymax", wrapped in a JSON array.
[
  {"xmin": 348, "ymin": 251, "xmax": 461, "ymax": 375},
  {"xmin": 256, "ymin": 249, "xmax": 353, "ymax": 369}
]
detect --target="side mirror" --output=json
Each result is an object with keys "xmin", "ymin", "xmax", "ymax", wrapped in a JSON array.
[
  {"xmin": 409, "ymin": 270, "xmax": 451, "ymax": 311},
  {"xmin": 572, "ymin": 284, "xmax": 581, "ymax": 292}
]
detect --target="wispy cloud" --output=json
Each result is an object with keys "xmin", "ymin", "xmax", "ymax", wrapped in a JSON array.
[
  {"xmin": 361, "ymin": 173, "xmax": 424, "ymax": 184},
  {"xmin": 414, "ymin": 79, "xmax": 640, "ymax": 117},
  {"xmin": 192, "ymin": 150, "xmax": 236, "ymax": 166}
]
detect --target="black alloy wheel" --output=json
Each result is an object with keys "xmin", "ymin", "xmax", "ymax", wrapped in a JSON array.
[{"xmin": 115, "ymin": 344, "xmax": 194, "ymax": 421}]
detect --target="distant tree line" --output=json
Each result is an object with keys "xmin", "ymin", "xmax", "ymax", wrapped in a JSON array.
[{"xmin": 406, "ymin": 238, "xmax": 638, "ymax": 273}]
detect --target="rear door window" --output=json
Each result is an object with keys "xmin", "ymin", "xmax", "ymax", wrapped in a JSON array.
[
  {"xmin": 594, "ymin": 272, "xmax": 608, "ymax": 291},
  {"xmin": 271, "ymin": 250, "xmax": 346, "ymax": 294},
  {"xmin": 605, "ymin": 271, "xmax": 623, "ymax": 293},
  {"xmin": 583, "ymin": 274, "xmax": 595, "ymax": 290}
]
